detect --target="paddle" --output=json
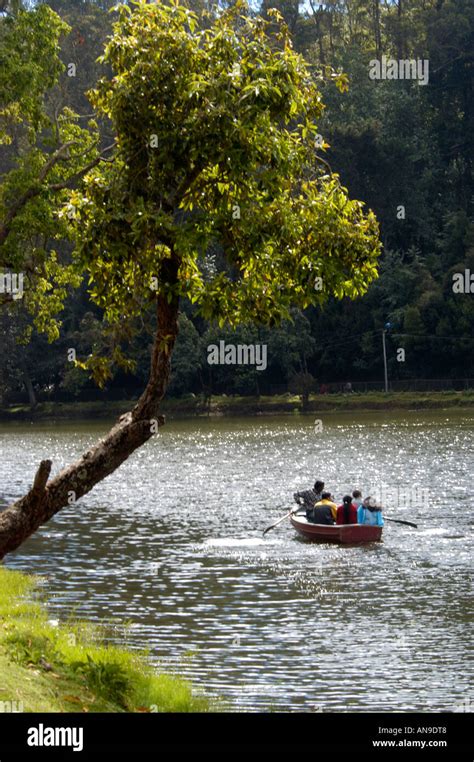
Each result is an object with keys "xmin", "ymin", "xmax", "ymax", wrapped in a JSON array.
[
  {"xmin": 384, "ymin": 516, "xmax": 418, "ymax": 528},
  {"xmin": 263, "ymin": 507, "xmax": 304, "ymax": 536}
]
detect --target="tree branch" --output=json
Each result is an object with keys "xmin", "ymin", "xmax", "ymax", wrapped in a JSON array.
[
  {"xmin": 31, "ymin": 459, "xmax": 52, "ymax": 496},
  {"xmin": 0, "ymin": 143, "xmax": 116, "ymax": 246},
  {"xmin": 165, "ymin": 161, "xmax": 207, "ymax": 210},
  {"xmin": 38, "ymin": 140, "xmax": 77, "ymax": 183},
  {"xmin": 0, "ymin": 266, "xmax": 179, "ymax": 558},
  {"xmin": 47, "ymin": 143, "xmax": 116, "ymax": 191}
]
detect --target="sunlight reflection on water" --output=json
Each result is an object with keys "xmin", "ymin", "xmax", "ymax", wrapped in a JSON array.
[{"xmin": 2, "ymin": 409, "xmax": 473, "ymax": 712}]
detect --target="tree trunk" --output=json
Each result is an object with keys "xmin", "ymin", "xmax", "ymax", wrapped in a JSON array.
[
  {"xmin": 328, "ymin": 7, "xmax": 335, "ymax": 60},
  {"xmin": 373, "ymin": 0, "xmax": 382, "ymax": 59},
  {"xmin": 0, "ymin": 270, "xmax": 180, "ymax": 560},
  {"xmin": 22, "ymin": 370, "xmax": 37, "ymax": 410},
  {"xmin": 309, "ymin": 1, "xmax": 326, "ymax": 65},
  {"xmin": 318, "ymin": 25, "xmax": 326, "ymax": 66},
  {"xmin": 288, "ymin": 1, "xmax": 300, "ymax": 36},
  {"xmin": 397, "ymin": 0, "xmax": 404, "ymax": 60}
]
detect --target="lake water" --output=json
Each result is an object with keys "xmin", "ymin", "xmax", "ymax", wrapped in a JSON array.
[{"xmin": 1, "ymin": 409, "xmax": 473, "ymax": 712}]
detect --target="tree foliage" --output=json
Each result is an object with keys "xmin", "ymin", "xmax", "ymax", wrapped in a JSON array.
[
  {"xmin": 0, "ymin": 3, "xmax": 106, "ymax": 341},
  {"xmin": 65, "ymin": 0, "xmax": 380, "ymax": 388}
]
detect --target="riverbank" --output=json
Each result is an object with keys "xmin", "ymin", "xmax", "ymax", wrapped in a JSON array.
[
  {"xmin": 0, "ymin": 567, "xmax": 214, "ymax": 713},
  {"xmin": 1, "ymin": 390, "xmax": 473, "ymax": 422}
]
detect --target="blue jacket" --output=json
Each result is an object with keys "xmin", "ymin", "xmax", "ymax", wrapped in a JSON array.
[{"xmin": 357, "ymin": 505, "xmax": 384, "ymax": 526}]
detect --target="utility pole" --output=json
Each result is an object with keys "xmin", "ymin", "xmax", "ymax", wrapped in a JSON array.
[{"xmin": 382, "ymin": 322, "xmax": 392, "ymax": 392}]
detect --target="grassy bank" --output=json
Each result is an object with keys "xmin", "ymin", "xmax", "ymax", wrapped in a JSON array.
[
  {"xmin": 1, "ymin": 390, "xmax": 474, "ymax": 422},
  {"xmin": 0, "ymin": 567, "xmax": 214, "ymax": 713}
]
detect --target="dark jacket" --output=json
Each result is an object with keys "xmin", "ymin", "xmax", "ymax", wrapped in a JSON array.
[
  {"xmin": 294, "ymin": 489, "xmax": 322, "ymax": 511},
  {"xmin": 307, "ymin": 504, "xmax": 334, "ymax": 525}
]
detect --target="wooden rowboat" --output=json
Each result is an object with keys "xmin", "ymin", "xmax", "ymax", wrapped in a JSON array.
[{"xmin": 290, "ymin": 513, "xmax": 383, "ymax": 544}]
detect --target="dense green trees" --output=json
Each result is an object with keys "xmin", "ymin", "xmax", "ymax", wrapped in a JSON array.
[
  {"xmin": 1, "ymin": 0, "xmax": 473, "ymax": 413},
  {"xmin": 259, "ymin": 0, "xmax": 474, "ymax": 384}
]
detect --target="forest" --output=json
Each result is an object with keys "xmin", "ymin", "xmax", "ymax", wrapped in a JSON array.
[{"xmin": 0, "ymin": 0, "xmax": 473, "ymax": 408}]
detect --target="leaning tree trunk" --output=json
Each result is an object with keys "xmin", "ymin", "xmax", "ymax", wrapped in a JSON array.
[{"xmin": 0, "ymin": 281, "xmax": 180, "ymax": 560}]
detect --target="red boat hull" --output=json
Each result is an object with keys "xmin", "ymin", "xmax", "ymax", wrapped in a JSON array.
[{"xmin": 290, "ymin": 515, "xmax": 382, "ymax": 544}]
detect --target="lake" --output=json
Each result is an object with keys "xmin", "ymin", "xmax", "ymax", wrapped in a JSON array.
[{"xmin": 1, "ymin": 409, "xmax": 473, "ymax": 712}]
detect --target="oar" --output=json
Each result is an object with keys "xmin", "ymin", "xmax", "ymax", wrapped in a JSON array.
[
  {"xmin": 263, "ymin": 507, "xmax": 304, "ymax": 536},
  {"xmin": 384, "ymin": 516, "xmax": 418, "ymax": 528}
]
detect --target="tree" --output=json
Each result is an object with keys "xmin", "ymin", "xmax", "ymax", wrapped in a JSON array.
[
  {"xmin": 266, "ymin": 308, "xmax": 316, "ymax": 379},
  {"xmin": 0, "ymin": 3, "xmax": 115, "ymax": 340},
  {"xmin": 167, "ymin": 313, "xmax": 202, "ymax": 396},
  {"xmin": 289, "ymin": 371, "xmax": 315, "ymax": 409},
  {"xmin": 372, "ymin": 0, "xmax": 382, "ymax": 58},
  {"xmin": 0, "ymin": 0, "xmax": 380, "ymax": 558}
]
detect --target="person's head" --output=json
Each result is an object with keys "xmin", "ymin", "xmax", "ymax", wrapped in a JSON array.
[
  {"xmin": 314, "ymin": 480, "xmax": 324, "ymax": 493},
  {"xmin": 352, "ymin": 490, "xmax": 362, "ymax": 500},
  {"xmin": 343, "ymin": 494, "xmax": 352, "ymax": 521},
  {"xmin": 321, "ymin": 491, "xmax": 331, "ymax": 500}
]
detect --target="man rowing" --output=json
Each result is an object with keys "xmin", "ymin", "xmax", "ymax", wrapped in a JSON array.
[{"xmin": 293, "ymin": 480, "xmax": 324, "ymax": 515}]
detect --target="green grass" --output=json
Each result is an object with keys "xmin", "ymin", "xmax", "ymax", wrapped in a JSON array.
[
  {"xmin": 1, "ymin": 389, "xmax": 474, "ymax": 422},
  {"xmin": 0, "ymin": 567, "xmax": 215, "ymax": 713},
  {"xmin": 189, "ymin": 389, "xmax": 474, "ymax": 415}
]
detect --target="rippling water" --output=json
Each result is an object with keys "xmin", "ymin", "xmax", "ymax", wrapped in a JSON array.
[{"xmin": 1, "ymin": 410, "xmax": 473, "ymax": 711}]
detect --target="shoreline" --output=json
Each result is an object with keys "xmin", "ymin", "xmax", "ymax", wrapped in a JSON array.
[
  {"xmin": 0, "ymin": 390, "xmax": 473, "ymax": 423},
  {"xmin": 0, "ymin": 567, "xmax": 215, "ymax": 713}
]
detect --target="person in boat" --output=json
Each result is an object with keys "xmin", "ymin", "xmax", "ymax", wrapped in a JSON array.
[
  {"xmin": 352, "ymin": 490, "xmax": 363, "ymax": 509},
  {"xmin": 336, "ymin": 495, "xmax": 358, "ymax": 525},
  {"xmin": 357, "ymin": 496, "xmax": 384, "ymax": 526},
  {"xmin": 309, "ymin": 492, "xmax": 337, "ymax": 524},
  {"xmin": 293, "ymin": 480, "xmax": 324, "ymax": 516}
]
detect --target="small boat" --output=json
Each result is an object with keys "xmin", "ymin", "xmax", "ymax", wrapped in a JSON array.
[{"xmin": 290, "ymin": 513, "xmax": 382, "ymax": 544}]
